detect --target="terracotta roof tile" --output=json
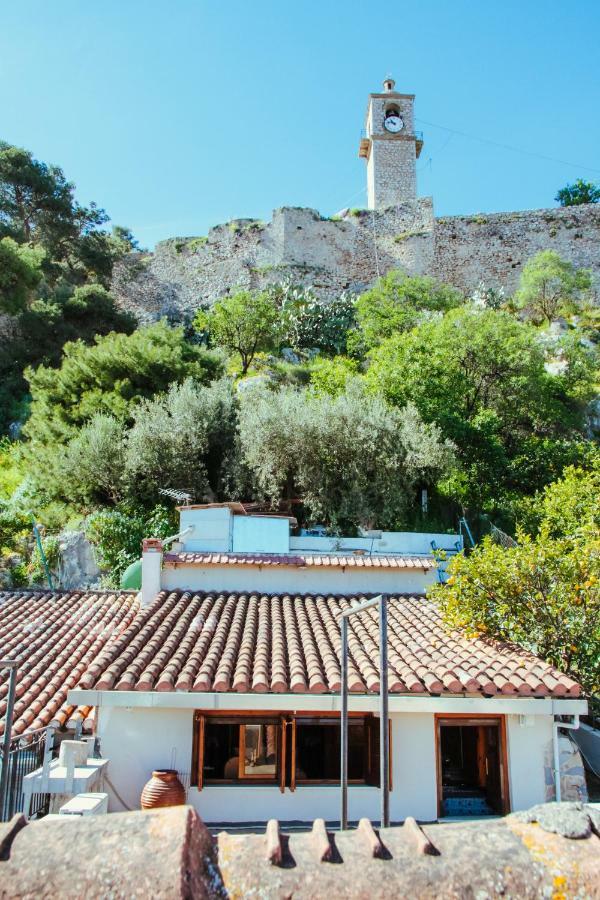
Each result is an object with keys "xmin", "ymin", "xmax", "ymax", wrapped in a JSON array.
[
  {"xmin": 162, "ymin": 552, "xmax": 436, "ymax": 570},
  {"xmin": 0, "ymin": 590, "xmax": 139, "ymax": 737},
  {"xmin": 77, "ymin": 591, "xmax": 581, "ymax": 699}
]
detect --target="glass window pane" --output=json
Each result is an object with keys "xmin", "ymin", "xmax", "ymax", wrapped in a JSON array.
[
  {"xmin": 203, "ymin": 722, "xmax": 239, "ymax": 780},
  {"xmin": 202, "ymin": 721, "xmax": 279, "ymax": 782},
  {"xmin": 243, "ymin": 724, "xmax": 277, "ymax": 777},
  {"xmin": 295, "ymin": 720, "xmax": 366, "ymax": 781}
]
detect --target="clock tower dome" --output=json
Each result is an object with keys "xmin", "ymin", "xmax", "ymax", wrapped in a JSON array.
[{"xmin": 359, "ymin": 77, "xmax": 423, "ymax": 209}]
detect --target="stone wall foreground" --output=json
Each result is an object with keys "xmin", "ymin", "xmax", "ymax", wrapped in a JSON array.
[
  {"xmin": 1, "ymin": 803, "xmax": 599, "ymax": 899},
  {"xmin": 112, "ymin": 201, "xmax": 600, "ymax": 322}
]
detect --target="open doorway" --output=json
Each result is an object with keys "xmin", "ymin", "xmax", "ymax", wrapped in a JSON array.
[{"xmin": 436, "ymin": 716, "xmax": 509, "ymax": 817}]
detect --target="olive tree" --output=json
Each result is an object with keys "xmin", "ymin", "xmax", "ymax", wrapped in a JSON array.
[
  {"xmin": 238, "ymin": 381, "xmax": 454, "ymax": 531},
  {"xmin": 59, "ymin": 413, "xmax": 126, "ymax": 505},
  {"xmin": 123, "ymin": 377, "xmax": 238, "ymax": 506},
  {"xmin": 40, "ymin": 378, "xmax": 239, "ymax": 510}
]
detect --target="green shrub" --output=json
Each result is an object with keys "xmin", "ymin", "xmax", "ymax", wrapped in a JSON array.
[
  {"xmin": 87, "ymin": 504, "xmax": 177, "ymax": 586},
  {"xmin": 24, "ymin": 320, "xmax": 223, "ymax": 448},
  {"xmin": 28, "ymin": 533, "xmax": 59, "ymax": 586}
]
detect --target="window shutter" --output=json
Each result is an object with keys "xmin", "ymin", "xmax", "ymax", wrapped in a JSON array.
[
  {"xmin": 365, "ymin": 717, "xmax": 392, "ymax": 789},
  {"xmin": 191, "ymin": 713, "xmax": 205, "ymax": 790},
  {"xmin": 366, "ymin": 716, "xmax": 380, "ymax": 787},
  {"xmin": 290, "ymin": 717, "xmax": 297, "ymax": 792},
  {"xmin": 279, "ymin": 716, "xmax": 287, "ymax": 794}
]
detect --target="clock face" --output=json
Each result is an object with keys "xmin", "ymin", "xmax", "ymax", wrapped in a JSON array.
[{"xmin": 384, "ymin": 114, "xmax": 404, "ymax": 133}]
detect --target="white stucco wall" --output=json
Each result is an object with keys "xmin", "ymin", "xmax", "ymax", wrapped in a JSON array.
[
  {"xmin": 95, "ymin": 705, "xmax": 552, "ymax": 824},
  {"xmin": 505, "ymin": 714, "xmax": 554, "ymax": 811},
  {"xmin": 160, "ymin": 564, "xmax": 436, "ymax": 597},
  {"xmin": 96, "ymin": 706, "xmax": 437, "ymax": 823},
  {"xmin": 97, "ymin": 706, "xmax": 194, "ymax": 813}
]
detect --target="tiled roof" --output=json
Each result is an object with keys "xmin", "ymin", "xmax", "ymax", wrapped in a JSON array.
[
  {"xmin": 77, "ymin": 590, "xmax": 580, "ymax": 698},
  {"xmin": 0, "ymin": 590, "xmax": 139, "ymax": 736},
  {"xmin": 163, "ymin": 552, "xmax": 437, "ymax": 570}
]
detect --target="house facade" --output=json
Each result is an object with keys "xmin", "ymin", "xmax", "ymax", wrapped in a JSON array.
[{"xmin": 66, "ymin": 504, "xmax": 586, "ymax": 824}]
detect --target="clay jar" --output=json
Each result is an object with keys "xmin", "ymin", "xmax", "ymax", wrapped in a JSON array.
[{"xmin": 140, "ymin": 769, "xmax": 185, "ymax": 809}]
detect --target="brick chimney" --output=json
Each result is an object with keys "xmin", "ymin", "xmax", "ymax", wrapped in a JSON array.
[{"xmin": 141, "ymin": 538, "xmax": 163, "ymax": 608}]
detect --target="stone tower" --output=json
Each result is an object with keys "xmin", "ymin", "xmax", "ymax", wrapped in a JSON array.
[{"xmin": 359, "ymin": 76, "xmax": 423, "ymax": 209}]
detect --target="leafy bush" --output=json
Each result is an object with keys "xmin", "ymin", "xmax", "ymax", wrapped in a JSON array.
[
  {"xmin": 366, "ymin": 306, "xmax": 597, "ymax": 512},
  {"xmin": 514, "ymin": 250, "xmax": 592, "ymax": 323},
  {"xmin": 0, "ymin": 500, "xmax": 29, "ymax": 553},
  {"xmin": 0, "ymin": 282, "xmax": 137, "ymax": 434},
  {"xmin": 555, "ymin": 179, "xmax": 600, "ymax": 207},
  {"xmin": 28, "ymin": 533, "xmax": 60, "ymax": 586},
  {"xmin": 518, "ymin": 459, "xmax": 600, "ymax": 538},
  {"xmin": 0, "ymin": 237, "xmax": 44, "ymax": 314},
  {"xmin": 430, "ymin": 465, "xmax": 600, "ymax": 694},
  {"xmin": 0, "ymin": 438, "xmax": 26, "ymax": 499},
  {"xmin": 353, "ymin": 271, "xmax": 464, "ymax": 351},
  {"xmin": 310, "ymin": 356, "xmax": 360, "ymax": 397},
  {"xmin": 87, "ymin": 504, "xmax": 177, "ymax": 586},
  {"xmin": 24, "ymin": 320, "xmax": 223, "ymax": 448}
]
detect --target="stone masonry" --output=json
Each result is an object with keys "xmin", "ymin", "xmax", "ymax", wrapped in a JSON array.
[
  {"xmin": 358, "ymin": 77, "xmax": 423, "ymax": 209},
  {"xmin": 368, "ymin": 138, "xmax": 417, "ymax": 209},
  {"xmin": 364, "ymin": 87, "xmax": 419, "ymax": 207},
  {"xmin": 112, "ymin": 200, "xmax": 600, "ymax": 323}
]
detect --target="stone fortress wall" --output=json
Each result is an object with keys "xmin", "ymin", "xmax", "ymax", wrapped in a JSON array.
[{"xmin": 112, "ymin": 200, "xmax": 600, "ymax": 323}]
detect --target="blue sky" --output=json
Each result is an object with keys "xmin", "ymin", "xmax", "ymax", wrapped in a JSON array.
[{"xmin": 1, "ymin": 1, "xmax": 599, "ymax": 248}]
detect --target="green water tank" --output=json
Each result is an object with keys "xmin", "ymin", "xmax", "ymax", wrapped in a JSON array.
[{"xmin": 120, "ymin": 558, "xmax": 142, "ymax": 590}]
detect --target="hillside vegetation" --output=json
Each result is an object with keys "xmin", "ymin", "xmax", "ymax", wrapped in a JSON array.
[{"xmin": 0, "ymin": 143, "xmax": 599, "ymax": 594}]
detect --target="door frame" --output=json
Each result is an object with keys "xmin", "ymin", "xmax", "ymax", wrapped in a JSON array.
[{"xmin": 434, "ymin": 713, "xmax": 511, "ymax": 817}]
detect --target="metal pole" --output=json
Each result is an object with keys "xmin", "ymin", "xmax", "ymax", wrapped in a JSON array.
[
  {"xmin": 379, "ymin": 595, "xmax": 390, "ymax": 828},
  {"xmin": 338, "ymin": 595, "xmax": 383, "ymax": 832},
  {"xmin": 340, "ymin": 616, "xmax": 348, "ymax": 830},
  {"xmin": 0, "ymin": 660, "xmax": 18, "ymax": 821}
]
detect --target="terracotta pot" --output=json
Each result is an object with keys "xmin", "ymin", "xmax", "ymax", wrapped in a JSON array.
[{"xmin": 141, "ymin": 769, "xmax": 185, "ymax": 809}]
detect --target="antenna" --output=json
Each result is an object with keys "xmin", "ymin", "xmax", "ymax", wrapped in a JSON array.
[{"xmin": 159, "ymin": 488, "xmax": 194, "ymax": 505}]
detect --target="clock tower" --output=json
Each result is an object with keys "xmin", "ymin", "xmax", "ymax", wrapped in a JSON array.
[{"xmin": 359, "ymin": 77, "xmax": 423, "ymax": 210}]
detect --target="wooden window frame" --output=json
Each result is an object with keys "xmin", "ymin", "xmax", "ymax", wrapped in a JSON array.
[
  {"xmin": 292, "ymin": 715, "xmax": 369, "ymax": 787},
  {"xmin": 193, "ymin": 712, "xmax": 282, "ymax": 789},
  {"xmin": 238, "ymin": 723, "xmax": 279, "ymax": 781},
  {"xmin": 289, "ymin": 713, "xmax": 392, "ymax": 791},
  {"xmin": 192, "ymin": 710, "xmax": 393, "ymax": 793},
  {"xmin": 192, "ymin": 712, "xmax": 204, "ymax": 789},
  {"xmin": 279, "ymin": 716, "xmax": 287, "ymax": 794},
  {"xmin": 434, "ymin": 713, "xmax": 510, "ymax": 817}
]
